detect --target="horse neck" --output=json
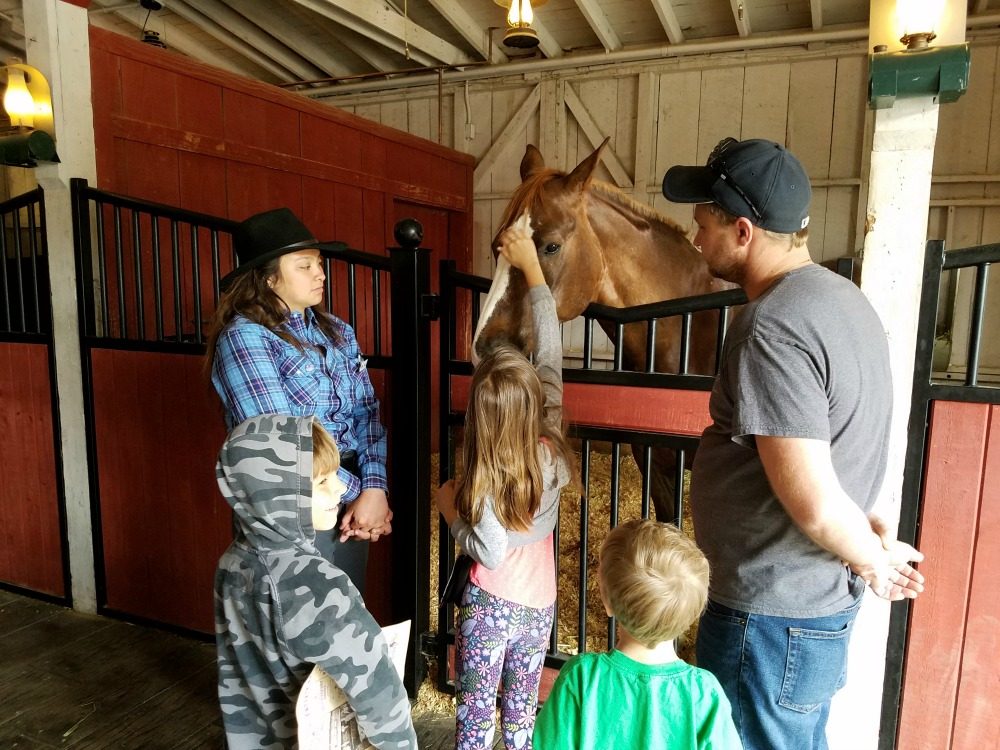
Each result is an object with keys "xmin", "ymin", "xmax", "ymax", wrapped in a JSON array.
[{"xmin": 585, "ymin": 190, "xmax": 710, "ymax": 307}]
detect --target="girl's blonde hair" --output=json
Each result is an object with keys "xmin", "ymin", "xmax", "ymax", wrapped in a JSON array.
[
  {"xmin": 455, "ymin": 345, "xmax": 575, "ymax": 532},
  {"xmin": 599, "ymin": 519, "xmax": 709, "ymax": 648},
  {"xmin": 203, "ymin": 256, "xmax": 341, "ymax": 377},
  {"xmin": 311, "ymin": 421, "xmax": 341, "ymax": 479}
]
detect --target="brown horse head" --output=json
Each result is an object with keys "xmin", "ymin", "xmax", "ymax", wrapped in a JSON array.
[
  {"xmin": 474, "ymin": 139, "xmax": 728, "ymax": 372},
  {"xmin": 474, "ymin": 139, "xmax": 611, "ymax": 358}
]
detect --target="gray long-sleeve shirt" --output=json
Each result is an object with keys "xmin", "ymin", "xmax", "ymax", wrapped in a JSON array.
[{"xmin": 450, "ymin": 284, "xmax": 569, "ymax": 569}]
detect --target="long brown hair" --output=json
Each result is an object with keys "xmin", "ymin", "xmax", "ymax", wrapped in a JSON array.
[
  {"xmin": 455, "ymin": 345, "xmax": 576, "ymax": 532},
  {"xmin": 204, "ymin": 256, "xmax": 341, "ymax": 376}
]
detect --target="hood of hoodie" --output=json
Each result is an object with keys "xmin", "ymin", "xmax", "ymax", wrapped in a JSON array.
[{"xmin": 216, "ymin": 414, "xmax": 318, "ymax": 551}]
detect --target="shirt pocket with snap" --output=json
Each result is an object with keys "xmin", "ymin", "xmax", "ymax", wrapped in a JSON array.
[{"xmin": 277, "ymin": 350, "xmax": 321, "ymax": 410}]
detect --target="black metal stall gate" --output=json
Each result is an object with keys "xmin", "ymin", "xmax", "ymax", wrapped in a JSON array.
[
  {"xmin": 881, "ymin": 239, "xmax": 1000, "ymax": 750},
  {"xmin": 434, "ymin": 259, "xmax": 746, "ymax": 689},
  {"xmin": 69, "ymin": 180, "xmax": 432, "ymax": 692},
  {"xmin": 0, "ymin": 188, "xmax": 71, "ymax": 602}
]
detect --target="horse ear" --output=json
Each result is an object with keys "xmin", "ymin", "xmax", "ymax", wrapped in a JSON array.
[
  {"xmin": 520, "ymin": 144, "xmax": 545, "ymax": 181},
  {"xmin": 565, "ymin": 137, "xmax": 609, "ymax": 193}
]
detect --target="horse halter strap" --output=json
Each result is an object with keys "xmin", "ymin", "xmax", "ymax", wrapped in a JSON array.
[{"xmin": 707, "ymin": 137, "xmax": 763, "ymax": 222}]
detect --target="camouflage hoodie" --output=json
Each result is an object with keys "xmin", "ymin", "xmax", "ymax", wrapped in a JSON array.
[{"xmin": 214, "ymin": 414, "xmax": 416, "ymax": 750}]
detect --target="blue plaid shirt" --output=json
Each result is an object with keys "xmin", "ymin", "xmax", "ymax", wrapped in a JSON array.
[{"xmin": 211, "ymin": 309, "xmax": 387, "ymax": 503}]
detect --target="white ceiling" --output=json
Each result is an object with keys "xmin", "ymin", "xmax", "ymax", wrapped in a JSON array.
[{"xmin": 1, "ymin": 1, "xmax": 999, "ymax": 93}]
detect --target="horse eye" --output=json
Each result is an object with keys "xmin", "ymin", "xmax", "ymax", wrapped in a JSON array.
[{"xmin": 543, "ymin": 243, "xmax": 561, "ymax": 255}]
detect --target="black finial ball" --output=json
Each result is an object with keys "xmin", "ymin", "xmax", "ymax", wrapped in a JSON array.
[{"xmin": 394, "ymin": 219, "xmax": 423, "ymax": 249}]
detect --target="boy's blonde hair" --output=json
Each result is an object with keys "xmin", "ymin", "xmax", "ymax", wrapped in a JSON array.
[
  {"xmin": 599, "ymin": 519, "xmax": 709, "ymax": 648},
  {"xmin": 311, "ymin": 422, "xmax": 341, "ymax": 479},
  {"xmin": 455, "ymin": 344, "xmax": 575, "ymax": 532}
]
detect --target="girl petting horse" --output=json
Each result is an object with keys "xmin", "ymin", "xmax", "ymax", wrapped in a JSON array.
[{"xmin": 437, "ymin": 219, "xmax": 575, "ymax": 750}]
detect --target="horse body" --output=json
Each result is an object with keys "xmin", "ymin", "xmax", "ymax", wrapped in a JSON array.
[{"xmin": 473, "ymin": 140, "xmax": 734, "ymax": 522}]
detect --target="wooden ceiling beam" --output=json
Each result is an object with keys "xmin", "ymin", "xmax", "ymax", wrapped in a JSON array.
[
  {"xmin": 648, "ymin": 0, "xmax": 684, "ymax": 44},
  {"xmin": 217, "ymin": 0, "xmax": 357, "ymax": 78},
  {"xmin": 573, "ymin": 0, "xmax": 622, "ymax": 51},
  {"xmin": 166, "ymin": 0, "xmax": 300, "ymax": 82},
  {"xmin": 179, "ymin": 0, "xmax": 327, "ymax": 81},
  {"xmin": 810, "ymin": 0, "xmax": 823, "ymax": 30},
  {"xmin": 290, "ymin": 0, "xmax": 475, "ymax": 67},
  {"xmin": 425, "ymin": 0, "xmax": 508, "ymax": 63},
  {"xmin": 88, "ymin": 1, "xmax": 267, "ymax": 80},
  {"xmin": 729, "ymin": 0, "xmax": 752, "ymax": 37}
]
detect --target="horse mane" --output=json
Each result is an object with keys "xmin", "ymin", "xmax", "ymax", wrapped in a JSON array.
[{"xmin": 590, "ymin": 180, "xmax": 689, "ymax": 236}]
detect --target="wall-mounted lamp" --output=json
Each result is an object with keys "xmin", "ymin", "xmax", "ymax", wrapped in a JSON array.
[
  {"xmin": 493, "ymin": 0, "xmax": 548, "ymax": 49},
  {"xmin": 0, "ymin": 60, "xmax": 59, "ymax": 167},
  {"xmin": 868, "ymin": 0, "xmax": 970, "ymax": 109}
]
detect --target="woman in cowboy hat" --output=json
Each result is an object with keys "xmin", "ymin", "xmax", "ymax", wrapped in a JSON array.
[{"xmin": 205, "ymin": 207, "xmax": 391, "ymax": 593}]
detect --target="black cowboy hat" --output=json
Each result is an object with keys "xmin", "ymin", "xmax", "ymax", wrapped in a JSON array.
[{"xmin": 219, "ymin": 208, "xmax": 346, "ymax": 291}]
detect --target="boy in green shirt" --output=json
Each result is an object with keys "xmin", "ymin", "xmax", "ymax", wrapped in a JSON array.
[{"xmin": 534, "ymin": 519, "xmax": 742, "ymax": 749}]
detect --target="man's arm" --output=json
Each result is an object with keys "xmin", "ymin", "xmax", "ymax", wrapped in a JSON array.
[{"xmin": 756, "ymin": 435, "xmax": 924, "ymax": 600}]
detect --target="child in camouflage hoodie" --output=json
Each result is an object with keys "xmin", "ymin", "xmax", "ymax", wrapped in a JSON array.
[{"xmin": 214, "ymin": 413, "xmax": 416, "ymax": 750}]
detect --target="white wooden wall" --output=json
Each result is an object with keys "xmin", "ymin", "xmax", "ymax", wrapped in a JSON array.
[{"xmin": 323, "ymin": 34, "xmax": 1000, "ymax": 375}]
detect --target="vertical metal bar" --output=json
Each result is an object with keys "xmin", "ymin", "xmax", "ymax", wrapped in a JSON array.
[
  {"xmin": 880, "ymin": 239, "xmax": 945, "ymax": 749},
  {"xmin": 645, "ymin": 319, "xmax": 657, "ymax": 373},
  {"xmin": 716, "ymin": 307, "xmax": 730, "ymax": 375},
  {"xmin": 191, "ymin": 224, "xmax": 203, "ymax": 344},
  {"xmin": 388, "ymin": 221, "xmax": 431, "ymax": 695},
  {"xmin": 70, "ymin": 180, "xmax": 96, "ymax": 338},
  {"xmin": 578, "ymin": 438, "xmax": 590, "ymax": 654},
  {"xmin": 641, "ymin": 445, "xmax": 652, "ymax": 519},
  {"xmin": 26, "ymin": 204, "xmax": 41, "ymax": 334},
  {"xmin": 11, "ymin": 208, "xmax": 26, "ymax": 332},
  {"xmin": 210, "ymin": 229, "xmax": 221, "ymax": 310},
  {"xmin": 0, "ymin": 208, "xmax": 10, "ymax": 332},
  {"xmin": 583, "ymin": 316, "xmax": 593, "ymax": 369},
  {"xmin": 471, "ymin": 289, "xmax": 481, "ymax": 335},
  {"xmin": 323, "ymin": 256, "xmax": 334, "ymax": 314},
  {"xmin": 151, "ymin": 218, "xmax": 163, "ymax": 341},
  {"xmin": 549, "ymin": 516, "xmax": 560, "ymax": 655},
  {"xmin": 171, "ymin": 220, "xmax": 182, "ymax": 342},
  {"xmin": 95, "ymin": 203, "xmax": 110, "ymax": 335},
  {"xmin": 608, "ymin": 442, "xmax": 621, "ymax": 647},
  {"xmin": 614, "ymin": 323, "xmax": 624, "ymax": 370},
  {"xmin": 679, "ymin": 313, "xmax": 692, "ymax": 374},
  {"xmin": 372, "ymin": 268, "xmax": 382, "ymax": 355},
  {"xmin": 132, "ymin": 210, "xmax": 145, "ymax": 338},
  {"xmin": 964, "ymin": 263, "xmax": 989, "ymax": 387},
  {"xmin": 436, "ymin": 259, "xmax": 457, "ymax": 693},
  {"xmin": 347, "ymin": 262, "xmax": 357, "ymax": 329},
  {"xmin": 113, "ymin": 206, "xmax": 127, "ymax": 338},
  {"xmin": 674, "ymin": 447, "xmax": 686, "ymax": 527}
]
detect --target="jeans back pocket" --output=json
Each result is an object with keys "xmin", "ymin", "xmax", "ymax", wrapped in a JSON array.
[{"xmin": 778, "ymin": 620, "xmax": 853, "ymax": 713}]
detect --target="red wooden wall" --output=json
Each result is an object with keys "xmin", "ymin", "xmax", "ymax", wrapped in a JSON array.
[
  {"xmin": 897, "ymin": 401, "xmax": 1000, "ymax": 749},
  {"xmin": 0, "ymin": 342, "xmax": 64, "ymax": 597},
  {"xmin": 87, "ymin": 27, "xmax": 473, "ymax": 631}
]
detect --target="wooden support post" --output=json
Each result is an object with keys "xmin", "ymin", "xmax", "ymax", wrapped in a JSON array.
[{"xmin": 26, "ymin": 0, "xmax": 98, "ymax": 613}]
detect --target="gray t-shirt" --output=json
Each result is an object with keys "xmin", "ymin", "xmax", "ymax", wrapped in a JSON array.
[{"xmin": 691, "ymin": 265, "xmax": 892, "ymax": 618}]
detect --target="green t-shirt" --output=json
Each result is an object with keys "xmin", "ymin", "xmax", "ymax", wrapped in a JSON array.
[{"xmin": 533, "ymin": 651, "xmax": 742, "ymax": 750}]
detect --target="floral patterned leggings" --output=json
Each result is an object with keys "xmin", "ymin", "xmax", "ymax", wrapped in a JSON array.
[{"xmin": 455, "ymin": 584, "xmax": 554, "ymax": 750}]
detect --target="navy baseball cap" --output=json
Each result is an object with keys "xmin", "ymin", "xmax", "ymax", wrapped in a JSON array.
[{"xmin": 662, "ymin": 138, "xmax": 811, "ymax": 233}]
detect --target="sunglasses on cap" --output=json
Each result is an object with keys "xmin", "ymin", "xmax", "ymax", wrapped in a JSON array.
[{"xmin": 707, "ymin": 137, "xmax": 763, "ymax": 222}]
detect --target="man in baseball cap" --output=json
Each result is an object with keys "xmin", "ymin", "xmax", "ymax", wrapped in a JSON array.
[{"xmin": 662, "ymin": 139, "xmax": 925, "ymax": 750}]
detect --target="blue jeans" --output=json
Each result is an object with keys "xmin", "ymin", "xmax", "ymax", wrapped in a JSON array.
[{"xmin": 696, "ymin": 597, "xmax": 862, "ymax": 750}]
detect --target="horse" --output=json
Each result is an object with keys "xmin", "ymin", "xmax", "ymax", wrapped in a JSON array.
[{"xmin": 472, "ymin": 138, "xmax": 734, "ymax": 523}]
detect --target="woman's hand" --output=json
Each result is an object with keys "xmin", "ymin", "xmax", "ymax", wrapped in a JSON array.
[
  {"xmin": 339, "ymin": 488, "xmax": 392, "ymax": 542},
  {"xmin": 436, "ymin": 479, "xmax": 458, "ymax": 525}
]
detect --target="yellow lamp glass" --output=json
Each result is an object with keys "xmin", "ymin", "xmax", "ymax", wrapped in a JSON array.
[
  {"xmin": 896, "ymin": 0, "xmax": 945, "ymax": 42},
  {"xmin": 3, "ymin": 67, "xmax": 34, "ymax": 128},
  {"xmin": 507, "ymin": 0, "xmax": 533, "ymax": 26}
]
